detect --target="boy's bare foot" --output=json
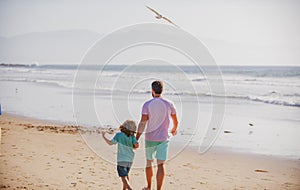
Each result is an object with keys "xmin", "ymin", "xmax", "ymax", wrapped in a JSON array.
[{"xmin": 142, "ymin": 187, "xmax": 150, "ymax": 190}]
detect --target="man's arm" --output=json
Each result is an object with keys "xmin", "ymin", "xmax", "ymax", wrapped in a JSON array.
[
  {"xmin": 170, "ymin": 114, "xmax": 178, "ymax": 136},
  {"xmin": 136, "ymin": 114, "xmax": 148, "ymax": 141},
  {"xmin": 102, "ymin": 131, "xmax": 114, "ymax": 145}
]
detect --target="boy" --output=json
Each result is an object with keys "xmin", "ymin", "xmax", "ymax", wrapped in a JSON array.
[{"xmin": 102, "ymin": 120, "xmax": 139, "ymax": 190}]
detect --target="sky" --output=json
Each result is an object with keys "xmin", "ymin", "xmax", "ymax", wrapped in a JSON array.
[{"xmin": 0, "ymin": 0, "xmax": 299, "ymax": 66}]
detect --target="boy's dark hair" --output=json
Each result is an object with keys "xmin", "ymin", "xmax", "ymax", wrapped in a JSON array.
[
  {"xmin": 120, "ymin": 125, "xmax": 134, "ymax": 137},
  {"xmin": 152, "ymin": 80, "xmax": 163, "ymax": 94}
]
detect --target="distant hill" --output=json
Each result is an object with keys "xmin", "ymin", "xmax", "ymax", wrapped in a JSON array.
[
  {"xmin": 1, "ymin": 29, "xmax": 298, "ymax": 66},
  {"xmin": 0, "ymin": 30, "xmax": 103, "ymax": 64}
]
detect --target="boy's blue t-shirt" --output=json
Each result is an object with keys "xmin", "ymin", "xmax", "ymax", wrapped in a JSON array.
[{"xmin": 111, "ymin": 132, "xmax": 138, "ymax": 163}]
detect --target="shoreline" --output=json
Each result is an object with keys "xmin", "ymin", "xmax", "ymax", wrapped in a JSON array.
[
  {"xmin": 3, "ymin": 111, "xmax": 299, "ymax": 160},
  {"xmin": 1, "ymin": 111, "xmax": 300, "ymax": 162},
  {"xmin": 1, "ymin": 113, "xmax": 300, "ymax": 189}
]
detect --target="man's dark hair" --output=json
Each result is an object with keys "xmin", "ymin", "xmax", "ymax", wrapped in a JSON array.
[{"xmin": 152, "ymin": 80, "xmax": 163, "ymax": 94}]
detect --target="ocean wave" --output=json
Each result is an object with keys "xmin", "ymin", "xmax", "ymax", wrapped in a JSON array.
[
  {"xmin": 224, "ymin": 78, "xmax": 300, "ymax": 88},
  {"xmin": 192, "ymin": 76, "xmax": 300, "ymax": 88},
  {"xmin": 0, "ymin": 62, "xmax": 39, "ymax": 68},
  {"xmin": 246, "ymin": 96, "xmax": 300, "ymax": 107},
  {"xmin": 129, "ymin": 90, "xmax": 300, "ymax": 107},
  {"xmin": 53, "ymin": 81, "xmax": 300, "ymax": 107},
  {"xmin": 264, "ymin": 91, "xmax": 300, "ymax": 97},
  {"xmin": 1, "ymin": 64, "xmax": 300, "ymax": 108},
  {"xmin": 244, "ymin": 79, "xmax": 257, "ymax": 81},
  {"xmin": 157, "ymin": 90, "xmax": 300, "ymax": 107},
  {"xmin": 192, "ymin": 78, "xmax": 206, "ymax": 82},
  {"xmin": 1, "ymin": 64, "xmax": 299, "ymax": 78},
  {"xmin": 0, "ymin": 77, "xmax": 73, "ymax": 89},
  {"xmin": 224, "ymin": 94, "xmax": 300, "ymax": 107},
  {"xmin": 1, "ymin": 76, "xmax": 299, "ymax": 107}
]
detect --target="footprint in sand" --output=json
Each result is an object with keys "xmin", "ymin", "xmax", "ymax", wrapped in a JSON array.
[{"xmin": 261, "ymin": 178, "xmax": 272, "ymax": 181}]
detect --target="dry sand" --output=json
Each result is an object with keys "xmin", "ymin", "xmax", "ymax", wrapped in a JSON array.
[{"xmin": 0, "ymin": 113, "xmax": 299, "ymax": 190}]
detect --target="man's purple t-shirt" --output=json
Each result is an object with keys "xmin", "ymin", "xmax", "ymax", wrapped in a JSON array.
[{"xmin": 142, "ymin": 97, "xmax": 176, "ymax": 142}]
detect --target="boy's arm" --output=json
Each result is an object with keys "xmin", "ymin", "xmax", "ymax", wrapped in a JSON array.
[
  {"xmin": 102, "ymin": 131, "xmax": 113, "ymax": 145},
  {"xmin": 136, "ymin": 114, "xmax": 148, "ymax": 141},
  {"xmin": 133, "ymin": 135, "xmax": 139, "ymax": 149},
  {"xmin": 170, "ymin": 114, "xmax": 178, "ymax": 136}
]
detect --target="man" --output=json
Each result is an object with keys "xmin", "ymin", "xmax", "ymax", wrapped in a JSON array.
[{"xmin": 136, "ymin": 80, "xmax": 178, "ymax": 190}]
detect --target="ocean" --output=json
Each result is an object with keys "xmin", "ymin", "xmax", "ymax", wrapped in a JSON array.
[{"xmin": 0, "ymin": 63, "xmax": 299, "ymax": 159}]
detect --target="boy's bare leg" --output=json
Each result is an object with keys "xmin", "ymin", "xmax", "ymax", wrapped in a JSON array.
[
  {"xmin": 156, "ymin": 160, "xmax": 165, "ymax": 190},
  {"xmin": 144, "ymin": 160, "xmax": 154, "ymax": 190},
  {"xmin": 121, "ymin": 176, "xmax": 132, "ymax": 190}
]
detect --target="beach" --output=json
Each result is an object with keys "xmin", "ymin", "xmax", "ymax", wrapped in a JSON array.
[
  {"xmin": 1, "ymin": 113, "xmax": 299, "ymax": 190},
  {"xmin": 0, "ymin": 64, "xmax": 300, "ymax": 189}
]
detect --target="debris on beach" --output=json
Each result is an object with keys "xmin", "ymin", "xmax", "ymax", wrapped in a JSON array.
[
  {"xmin": 254, "ymin": 169, "xmax": 268, "ymax": 173},
  {"xmin": 224, "ymin": 130, "xmax": 232, "ymax": 134},
  {"xmin": 21, "ymin": 123, "xmax": 80, "ymax": 134},
  {"xmin": 180, "ymin": 131, "xmax": 194, "ymax": 135},
  {"xmin": 18, "ymin": 123, "xmax": 113, "ymax": 135},
  {"xmin": 249, "ymin": 123, "xmax": 254, "ymax": 126}
]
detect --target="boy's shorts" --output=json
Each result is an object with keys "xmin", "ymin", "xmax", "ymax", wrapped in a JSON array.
[
  {"xmin": 117, "ymin": 162, "xmax": 132, "ymax": 177},
  {"xmin": 145, "ymin": 140, "xmax": 169, "ymax": 161}
]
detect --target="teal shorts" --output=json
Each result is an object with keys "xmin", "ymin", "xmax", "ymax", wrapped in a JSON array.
[{"xmin": 145, "ymin": 140, "xmax": 169, "ymax": 161}]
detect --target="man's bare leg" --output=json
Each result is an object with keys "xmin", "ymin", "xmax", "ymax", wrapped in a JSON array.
[
  {"xmin": 121, "ymin": 176, "xmax": 132, "ymax": 190},
  {"xmin": 144, "ymin": 159, "xmax": 153, "ymax": 190},
  {"xmin": 156, "ymin": 160, "xmax": 165, "ymax": 190}
]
